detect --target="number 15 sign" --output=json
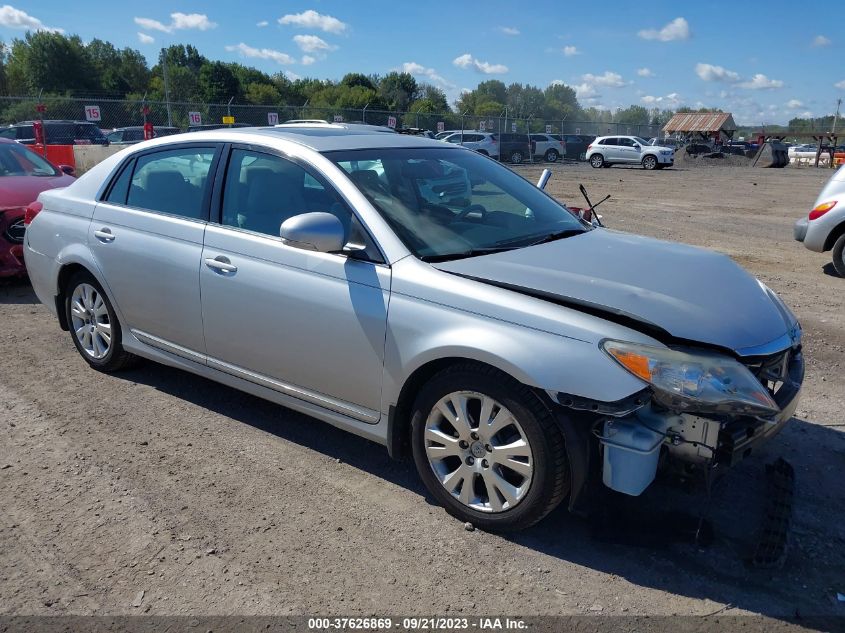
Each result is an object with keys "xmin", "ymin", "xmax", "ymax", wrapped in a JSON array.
[{"xmin": 84, "ymin": 105, "xmax": 101, "ymax": 122}]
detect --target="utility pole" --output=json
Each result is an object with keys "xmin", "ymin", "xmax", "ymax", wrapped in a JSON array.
[
  {"xmin": 832, "ymin": 98, "xmax": 842, "ymax": 134},
  {"xmin": 362, "ymin": 103, "xmax": 369, "ymax": 123},
  {"xmin": 160, "ymin": 48, "xmax": 173, "ymax": 127}
]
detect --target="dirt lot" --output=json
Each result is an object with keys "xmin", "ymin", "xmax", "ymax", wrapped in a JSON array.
[{"xmin": 1, "ymin": 163, "xmax": 843, "ymax": 627}]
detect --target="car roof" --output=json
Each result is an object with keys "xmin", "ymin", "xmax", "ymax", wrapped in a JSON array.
[{"xmin": 165, "ymin": 124, "xmax": 455, "ymax": 152}]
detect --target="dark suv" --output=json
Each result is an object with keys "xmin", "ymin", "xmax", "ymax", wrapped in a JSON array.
[
  {"xmin": 495, "ymin": 133, "xmax": 532, "ymax": 164},
  {"xmin": 0, "ymin": 120, "xmax": 109, "ymax": 145},
  {"xmin": 551, "ymin": 134, "xmax": 596, "ymax": 161}
]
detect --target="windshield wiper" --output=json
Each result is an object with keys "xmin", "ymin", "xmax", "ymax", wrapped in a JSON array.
[
  {"xmin": 524, "ymin": 228, "xmax": 584, "ymax": 247},
  {"xmin": 420, "ymin": 246, "xmax": 520, "ymax": 263}
]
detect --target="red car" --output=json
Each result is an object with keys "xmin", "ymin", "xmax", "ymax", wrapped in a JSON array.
[{"xmin": 0, "ymin": 139, "xmax": 75, "ymax": 278}]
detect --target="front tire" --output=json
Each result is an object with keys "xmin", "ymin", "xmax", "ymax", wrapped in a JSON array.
[
  {"xmin": 642, "ymin": 155, "xmax": 658, "ymax": 170},
  {"xmin": 545, "ymin": 149, "xmax": 559, "ymax": 163},
  {"xmin": 510, "ymin": 150, "xmax": 524, "ymax": 164},
  {"xmin": 410, "ymin": 363, "xmax": 569, "ymax": 531},
  {"xmin": 65, "ymin": 270, "xmax": 139, "ymax": 372},
  {"xmin": 589, "ymin": 154, "xmax": 604, "ymax": 168},
  {"xmin": 832, "ymin": 233, "xmax": 845, "ymax": 277}
]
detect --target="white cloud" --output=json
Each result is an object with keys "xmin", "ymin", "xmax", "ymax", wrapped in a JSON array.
[
  {"xmin": 835, "ymin": 80, "xmax": 845, "ymax": 90},
  {"xmin": 562, "ymin": 46, "xmax": 579, "ymax": 57},
  {"xmin": 641, "ymin": 92, "xmax": 681, "ymax": 107},
  {"xmin": 134, "ymin": 13, "xmax": 216, "ymax": 34},
  {"xmin": 638, "ymin": 17, "xmax": 690, "ymax": 42},
  {"xmin": 786, "ymin": 99, "xmax": 804, "ymax": 109},
  {"xmin": 452, "ymin": 53, "xmax": 508, "ymax": 74},
  {"xmin": 134, "ymin": 17, "xmax": 171, "ymax": 33},
  {"xmin": 292, "ymin": 34, "xmax": 337, "ymax": 53},
  {"xmin": 637, "ymin": 67, "xmax": 654, "ymax": 77},
  {"xmin": 256, "ymin": 20, "xmax": 269, "ymax": 28},
  {"xmin": 400, "ymin": 61, "xmax": 455, "ymax": 89},
  {"xmin": 301, "ymin": 55, "xmax": 316, "ymax": 66},
  {"xmin": 812, "ymin": 35, "xmax": 831, "ymax": 47},
  {"xmin": 582, "ymin": 71, "xmax": 626, "ymax": 87},
  {"xmin": 499, "ymin": 26, "xmax": 519, "ymax": 35},
  {"xmin": 695, "ymin": 62, "xmax": 741, "ymax": 83},
  {"xmin": 739, "ymin": 73, "xmax": 784, "ymax": 90},
  {"xmin": 225, "ymin": 43, "xmax": 296, "ymax": 65},
  {"xmin": 278, "ymin": 10, "xmax": 347, "ymax": 34},
  {"xmin": 170, "ymin": 13, "xmax": 216, "ymax": 30},
  {"xmin": 285, "ymin": 70, "xmax": 302, "ymax": 82},
  {"xmin": 0, "ymin": 5, "xmax": 63, "ymax": 32},
  {"xmin": 137, "ymin": 32, "xmax": 154, "ymax": 44},
  {"xmin": 574, "ymin": 83, "xmax": 599, "ymax": 99}
]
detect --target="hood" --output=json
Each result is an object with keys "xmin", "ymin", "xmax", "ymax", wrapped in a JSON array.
[
  {"xmin": 433, "ymin": 229, "xmax": 791, "ymax": 355},
  {"xmin": 0, "ymin": 174, "xmax": 75, "ymax": 208}
]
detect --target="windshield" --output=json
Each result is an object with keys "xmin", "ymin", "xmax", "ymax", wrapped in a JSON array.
[
  {"xmin": 328, "ymin": 147, "xmax": 587, "ymax": 260},
  {"xmin": 634, "ymin": 137, "xmax": 649, "ymax": 146},
  {"xmin": 0, "ymin": 143, "xmax": 59, "ymax": 177}
]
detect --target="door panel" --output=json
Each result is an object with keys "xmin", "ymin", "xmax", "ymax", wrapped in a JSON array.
[
  {"xmin": 200, "ymin": 147, "xmax": 389, "ymax": 419},
  {"xmin": 89, "ymin": 144, "xmax": 219, "ymax": 356},
  {"xmin": 201, "ymin": 228, "xmax": 390, "ymax": 418}
]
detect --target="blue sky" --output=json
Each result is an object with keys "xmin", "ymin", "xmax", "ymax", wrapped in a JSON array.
[{"xmin": 3, "ymin": 1, "xmax": 844, "ymax": 124}]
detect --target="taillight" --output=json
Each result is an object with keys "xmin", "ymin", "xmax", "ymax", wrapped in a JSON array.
[
  {"xmin": 809, "ymin": 200, "xmax": 837, "ymax": 221},
  {"xmin": 24, "ymin": 201, "xmax": 43, "ymax": 225},
  {"xmin": 587, "ymin": 144, "xmax": 593, "ymax": 150}
]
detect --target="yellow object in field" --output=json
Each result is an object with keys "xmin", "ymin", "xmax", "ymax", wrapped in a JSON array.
[{"xmin": 222, "ymin": 116, "xmax": 235, "ymax": 124}]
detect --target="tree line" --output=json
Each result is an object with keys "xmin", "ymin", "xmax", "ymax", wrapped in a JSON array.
[{"xmin": 3, "ymin": 30, "xmax": 831, "ymax": 132}]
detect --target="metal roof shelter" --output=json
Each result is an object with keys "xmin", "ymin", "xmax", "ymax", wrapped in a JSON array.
[{"xmin": 663, "ymin": 112, "xmax": 738, "ymax": 140}]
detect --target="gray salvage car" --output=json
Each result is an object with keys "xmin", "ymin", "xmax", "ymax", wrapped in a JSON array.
[
  {"xmin": 794, "ymin": 164, "xmax": 845, "ymax": 276},
  {"xmin": 24, "ymin": 125, "xmax": 804, "ymax": 531}
]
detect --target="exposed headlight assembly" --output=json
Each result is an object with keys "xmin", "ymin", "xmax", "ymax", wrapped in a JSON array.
[{"xmin": 601, "ymin": 340, "xmax": 779, "ymax": 417}]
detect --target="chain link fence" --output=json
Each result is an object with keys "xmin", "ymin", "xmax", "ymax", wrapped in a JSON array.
[{"xmin": 0, "ymin": 95, "xmax": 664, "ymax": 139}]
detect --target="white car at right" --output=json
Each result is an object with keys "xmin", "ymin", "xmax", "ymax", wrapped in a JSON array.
[
  {"xmin": 586, "ymin": 135, "xmax": 675, "ymax": 170},
  {"xmin": 794, "ymin": 164, "xmax": 845, "ymax": 276}
]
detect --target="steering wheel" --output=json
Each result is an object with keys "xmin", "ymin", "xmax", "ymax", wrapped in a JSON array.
[{"xmin": 454, "ymin": 204, "xmax": 488, "ymax": 222}]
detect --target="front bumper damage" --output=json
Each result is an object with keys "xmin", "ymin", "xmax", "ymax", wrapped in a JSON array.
[{"xmin": 573, "ymin": 346, "xmax": 804, "ymax": 497}]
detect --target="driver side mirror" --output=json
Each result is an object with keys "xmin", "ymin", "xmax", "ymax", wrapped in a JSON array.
[
  {"xmin": 59, "ymin": 164, "xmax": 75, "ymax": 176},
  {"xmin": 280, "ymin": 212, "xmax": 345, "ymax": 253}
]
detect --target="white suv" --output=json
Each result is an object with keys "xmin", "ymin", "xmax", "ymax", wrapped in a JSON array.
[
  {"xmin": 441, "ymin": 131, "xmax": 499, "ymax": 159},
  {"xmin": 530, "ymin": 134, "xmax": 565, "ymax": 162},
  {"xmin": 586, "ymin": 135, "xmax": 674, "ymax": 170}
]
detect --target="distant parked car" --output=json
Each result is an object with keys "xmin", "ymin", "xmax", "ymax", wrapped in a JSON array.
[
  {"xmin": 435, "ymin": 130, "xmax": 458, "ymax": 140},
  {"xmin": 552, "ymin": 134, "xmax": 595, "ymax": 161},
  {"xmin": 496, "ymin": 133, "xmax": 532, "ymax": 164},
  {"xmin": 649, "ymin": 137, "xmax": 683, "ymax": 150},
  {"xmin": 441, "ymin": 132, "xmax": 499, "ymax": 159},
  {"xmin": 106, "ymin": 126, "xmax": 181, "ymax": 145},
  {"xmin": 398, "ymin": 128, "xmax": 436, "ymax": 139},
  {"xmin": 530, "ymin": 134, "xmax": 565, "ymax": 162},
  {"xmin": 587, "ymin": 135, "xmax": 675, "ymax": 170},
  {"xmin": 0, "ymin": 138, "xmax": 75, "ymax": 278},
  {"xmin": 0, "ymin": 120, "xmax": 109, "ymax": 146},
  {"xmin": 794, "ymin": 165, "xmax": 845, "ymax": 276}
]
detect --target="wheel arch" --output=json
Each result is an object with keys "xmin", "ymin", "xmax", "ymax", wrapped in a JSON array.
[
  {"xmin": 54, "ymin": 257, "xmax": 118, "ymax": 331},
  {"xmin": 823, "ymin": 219, "xmax": 845, "ymax": 252}
]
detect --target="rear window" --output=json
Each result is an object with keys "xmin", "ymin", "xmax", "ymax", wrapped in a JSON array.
[{"xmin": 126, "ymin": 147, "xmax": 216, "ymax": 219}]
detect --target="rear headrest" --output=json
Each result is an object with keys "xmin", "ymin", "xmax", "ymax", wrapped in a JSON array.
[
  {"xmin": 349, "ymin": 169, "xmax": 383, "ymax": 191},
  {"xmin": 145, "ymin": 170, "xmax": 185, "ymax": 190}
]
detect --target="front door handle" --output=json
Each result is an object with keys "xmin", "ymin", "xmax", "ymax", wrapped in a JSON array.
[
  {"xmin": 94, "ymin": 228, "xmax": 115, "ymax": 242},
  {"xmin": 205, "ymin": 256, "xmax": 238, "ymax": 274}
]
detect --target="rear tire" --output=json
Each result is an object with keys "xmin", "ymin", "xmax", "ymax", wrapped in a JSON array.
[
  {"xmin": 64, "ymin": 270, "xmax": 139, "ymax": 372},
  {"xmin": 589, "ymin": 154, "xmax": 604, "ymax": 168},
  {"xmin": 410, "ymin": 363, "xmax": 569, "ymax": 531},
  {"xmin": 510, "ymin": 150, "xmax": 524, "ymax": 164},
  {"xmin": 545, "ymin": 149, "xmax": 559, "ymax": 163},
  {"xmin": 832, "ymin": 233, "xmax": 845, "ymax": 278}
]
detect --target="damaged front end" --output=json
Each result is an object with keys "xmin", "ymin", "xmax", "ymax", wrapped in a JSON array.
[{"xmin": 553, "ymin": 337, "xmax": 804, "ymax": 500}]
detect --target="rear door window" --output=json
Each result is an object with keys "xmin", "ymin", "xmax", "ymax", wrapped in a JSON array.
[{"xmin": 127, "ymin": 147, "xmax": 216, "ymax": 219}]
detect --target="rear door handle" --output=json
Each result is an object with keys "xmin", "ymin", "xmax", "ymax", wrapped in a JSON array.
[
  {"xmin": 94, "ymin": 228, "xmax": 115, "ymax": 242},
  {"xmin": 205, "ymin": 256, "xmax": 238, "ymax": 274}
]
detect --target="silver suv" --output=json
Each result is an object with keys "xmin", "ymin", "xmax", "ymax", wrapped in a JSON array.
[
  {"xmin": 586, "ymin": 135, "xmax": 675, "ymax": 170},
  {"xmin": 24, "ymin": 126, "xmax": 803, "ymax": 530},
  {"xmin": 441, "ymin": 131, "xmax": 499, "ymax": 159}
]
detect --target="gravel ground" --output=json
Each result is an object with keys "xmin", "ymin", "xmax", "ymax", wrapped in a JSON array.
[{"xmin": 1, "ymin": 163, "xmax": 843, "ymax": 626}]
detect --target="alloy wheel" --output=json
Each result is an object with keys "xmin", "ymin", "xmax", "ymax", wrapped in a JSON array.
[
  {"xmin": 423, "ymin": 391, "xmax": 533, "ymax": 513},
  {"xmin": 70, "ymin": 283, "xmax": 112, "ymax": 359}
]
